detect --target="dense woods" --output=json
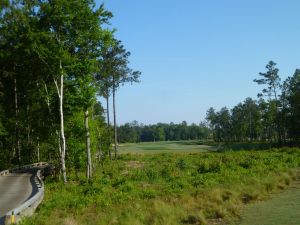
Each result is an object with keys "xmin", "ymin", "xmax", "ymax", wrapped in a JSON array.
[
  {"xmin": 206, "ymin": 61, "xmax": 300, "ymax": 144},
  {"xmin": 0, "ymin": 0, "xmax": 140, "ymax": 177}
]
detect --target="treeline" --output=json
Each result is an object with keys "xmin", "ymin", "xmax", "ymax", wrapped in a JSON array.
[
  {"xmin": 117, "ymin": 121, "xmax": 211, "ymax": 143},
  {"xmin": 0, "ymin": 0, "xmax": 140, "ymax": 181},
  {"xmin": 206, "ymin": 61, "xmax": 300, "ymax": 144}
]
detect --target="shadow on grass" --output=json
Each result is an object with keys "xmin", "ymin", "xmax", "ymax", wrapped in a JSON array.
[
  {"xmin": 141, "ymin": 147, "xmax": 169, "ymax": 150},
  {"xmin": 175, "ymin": 140, "xmax": 212, "ymax": 146},
  {"xmin": 219, "ymin": 142, "xmax": 276, "ymax": 151}
]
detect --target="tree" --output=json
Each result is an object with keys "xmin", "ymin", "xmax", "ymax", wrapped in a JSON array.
[
  {"xmin": 98, "ymin": 40, "xmax": 140, "ymax": 159},
  {"xmin": 254, "ymin": 61, "xmax": 282, "ymax": 143},
  {"xmin": 285, "ymin": 70, "xmax": 300, "ymax": 140},
  {"xmin": 0, "ymin": 0, "xmax": 42, "ymax": 165},
  {"xmin": 97, "ymin": 43, "xmax": 114, "ymax": 160},
  {"xmin": 30, "ymin": 0, "xmax": 112, "ymax": 182},
  {"xmin": 206, "ymin": 107, "xmax": 218, "ymax": 141},
  {"xmin": 0, "ymin": 0, "xmax": 143, "ymax": 176}
]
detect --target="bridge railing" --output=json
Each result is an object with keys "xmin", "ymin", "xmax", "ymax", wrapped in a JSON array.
[
  {"xmin": 0, "ymin": 169, "xmax": 10, "ymax": 176},
  {"xmin": 0, "ymin": 162, "xmax": 49, "ymax": 176},
  {"xmin": 0, "ymin": 162, "xmax": 50, "ymax": 225}
]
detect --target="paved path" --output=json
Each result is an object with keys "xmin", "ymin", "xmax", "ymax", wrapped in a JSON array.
[{"xmin": 0, "ymin": 170, "xmax": 38, "ymax": 224}]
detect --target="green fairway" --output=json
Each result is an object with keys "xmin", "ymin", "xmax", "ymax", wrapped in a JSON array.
[
  {"xmin": 240, "ymin": 179, "xmax": 300, "ymax": 225},
  {"xmin": 118, "ymin": 141, "xmax": 217, "ymax": 154}
]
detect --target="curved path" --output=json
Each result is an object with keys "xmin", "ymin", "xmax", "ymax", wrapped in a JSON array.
[{"xmin": 0, "ymin": 169, "xmax": 39, "ymax": 225}]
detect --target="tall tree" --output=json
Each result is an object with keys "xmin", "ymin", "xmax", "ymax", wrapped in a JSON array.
[
  {"xmin": 97, "ymin": 46, "xmax": 114, "ymax": 160},
  {"xmin": 285, "ymin": 69, "xmax": 300, "ymax": 140},
  {"xmin": 98, "ymin": 40, "xmax": 140, "ymax": 159},
  {"xmin": 36, "ymin": 0, "xmax": 112, "ymax": 182},
  {"xmin": 254, "ymin": 61, "xmax": 282, "ymax": 143},
  {"xmin": 0, "ymin": 0, "xmax": 39, "ymax": 165}
]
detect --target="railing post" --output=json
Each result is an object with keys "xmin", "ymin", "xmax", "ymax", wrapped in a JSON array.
[{"xmin": 11, "ymin": 211, "xmax": 15, "ymax": 224}]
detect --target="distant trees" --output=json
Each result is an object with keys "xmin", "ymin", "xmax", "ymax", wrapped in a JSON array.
[
  {"xmin": 117, "ymin": 121, "xmax": 211, "ymax": 143},
  {"xmin": 206, "ymin": 61, "xmax": 300, "ymax": 144},
  {"xmin": 206, "ymin": 98, "xmax": 261, "ymax": 142}
]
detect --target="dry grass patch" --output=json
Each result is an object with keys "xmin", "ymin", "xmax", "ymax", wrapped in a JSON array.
[
  {"xmin": 125, "ymin": 160, "xmax": 145, "ymax": 169},
  {"xmin": 63, "ymin": 218, "xmax": 79, "ymax": 225}
]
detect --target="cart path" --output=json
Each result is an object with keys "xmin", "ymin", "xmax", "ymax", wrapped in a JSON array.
[{"xmin": 0, "ymin": 171, "xmax": 38, "ymax": 224}]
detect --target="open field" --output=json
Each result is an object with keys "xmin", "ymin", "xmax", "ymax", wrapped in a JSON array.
[
  {"xmin": 20, "ymin": 147, "xmax": 300, "ymax": 225},
  {"xmin": 118, "ymin": 141, "xmax": 217, "ymax": 154}
]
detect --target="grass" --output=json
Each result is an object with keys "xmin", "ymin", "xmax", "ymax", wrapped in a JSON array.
[
  {"xmin": 118, "ymin": 140, "xmax": 217, "ymax": 154},
  {"xmin": 20, "ymin": 146, "xmax": 300, "ymax": 225},
  {"xmin": 239, "ymin": 178, "xmax": 300, "ymax": 225}
]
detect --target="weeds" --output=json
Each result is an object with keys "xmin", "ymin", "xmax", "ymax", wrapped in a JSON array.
[{"xmin": 20, "ymin": 148, "xmax": 300, "ymax": 225}]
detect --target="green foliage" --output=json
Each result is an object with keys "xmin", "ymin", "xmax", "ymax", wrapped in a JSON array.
[
  {"xmin": 254, "ymin": 60, "xmax": 281, "ymax": 99},
  {"xmin": 0, "ymin": 0, "xmax": 118, "ymax": 174}
]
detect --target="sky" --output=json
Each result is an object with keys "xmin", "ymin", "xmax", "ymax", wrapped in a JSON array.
[{"xmin": 96, "ymin": 0, "xmax": 300, "ymax": 125}]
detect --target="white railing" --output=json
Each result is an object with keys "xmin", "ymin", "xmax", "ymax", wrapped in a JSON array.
[{"xmin": 0, "ymin": 169, "xmax": 10, "ymax": 176}]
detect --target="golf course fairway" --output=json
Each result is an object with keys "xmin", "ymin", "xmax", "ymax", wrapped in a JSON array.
[{"xmin": 240, "ymin": 180, "xmax": 300, "ymax": 225}]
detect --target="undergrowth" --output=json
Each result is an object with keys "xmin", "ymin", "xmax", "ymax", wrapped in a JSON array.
[{"xmin": 20, "ymin": 148, "xmax": 300, "ymax": 225}]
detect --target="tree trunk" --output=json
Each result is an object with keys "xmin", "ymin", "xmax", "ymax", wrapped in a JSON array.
[
  {"xmin": 54, "ymin": 60, "xmax": 67, "ymax": 183},
  {"xmin": 273, "ymin": 89, "xmax": 282, "ymax": 145},
  {"xmin": 96, "ymin": 127, "xmax": 105, "ymax": 168},
  {"xmin": 112, "ymin": 83, "xmax": 118, "ymax": 160},
  {"xmin": 56, "ymin": 130, "xmax": 62, "ymax": 181},
  {"xmin": 106, "ymin": 93, "xmax": 112, "ymax": 160},
  {"xmin": 14, "ymin": 78, "xmax": 21, "ymax": 165},
  {"xmin": 59, "ymin": 72, "xmax": 67, "ymax": 183},
  {"xmin": 43, "ymin": 81, "xmax": 51, "ymax": 113},
  {"xmin": 26, "ymin": 104, "xmax": 33, "ymax": 163},
  {"xmin": 37, "ymin": 137, "xmax": 40, "ymax": 162},
  {"xmin": 85, "ymin": 110, "xmax": 92, "ymax": 179},
  {"xmin": 249, "ymin": 111, "xmax": 252, "ymax": 142}
]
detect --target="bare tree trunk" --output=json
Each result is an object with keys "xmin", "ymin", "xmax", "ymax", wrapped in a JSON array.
[
  {"xmin": 56, "ymin": 130, "xmax": 61, "ymax": 181},
  {"xmin": 106, "ymin": 93, "xmax": 110, "ymax": 126},
  {"xmin": 106, "ymin": 93, "xmax": 112, "ymax": 160},
  {"xmin": 26, "ymin": 104, "xmax": 34, "ymax": 162},
  {"xmin": 85, "ymin": 110, "xmax": 92, "ymax": 179},
  {"xmin": 273, "ymin": 88, "xmax": 282, "ymax": 145},
  {"xmin": 112, "ymin": 83, "xmax": 118, "ymax": 160},
  {"xmin": 59, "ymin": 71, "xmax": 67, "ymax": 183},
  {"xmin": 43, "ymin": 81, "xmax": 51, "ymax": 113},
  {"xmin": 249, "ymin": 111, "xmax": 252, "ymax": 142},
  {"xmin": 37, "ymin": 136, "xmax": 40, "ymax": 162},
  {"xmin": 96, "ymin": 127, "xmax": 103, "ymax": 167},
  {"xmin": 14, "ymin": 78, "xmax": 21, "ymax": 165},
  {"xmin": 54, "ymin": 60, "xmax": 67, "ymax": 183}
]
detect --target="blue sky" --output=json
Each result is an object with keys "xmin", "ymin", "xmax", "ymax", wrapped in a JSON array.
[{"xmin": 97, "ymin": 0, "xmax": 300, "ymax": 125}]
